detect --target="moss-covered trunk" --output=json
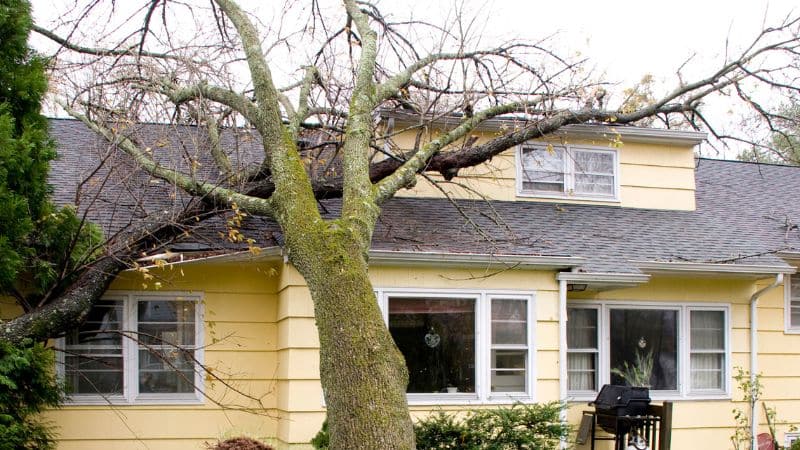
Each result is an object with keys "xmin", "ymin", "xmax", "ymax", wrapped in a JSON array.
[{"xmin": 287, "ymin": 223, "xmax": 414, "ymax": 450}]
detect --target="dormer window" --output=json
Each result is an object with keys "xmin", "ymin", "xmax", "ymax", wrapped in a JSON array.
[{"xmin": 517, "ymin": 144, "xmax": 618, "ymax": 200}]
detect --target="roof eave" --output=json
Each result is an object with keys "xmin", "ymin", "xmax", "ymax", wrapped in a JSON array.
[
  {"xmin": 369, "ymin": 250, "xmax": 584, "ymax": 269},
  {"xmin": 380, "ymin": 110, "xmax": 707, "ymax": 146},
  {"xmin": 632, "ymin": 260, "xmax": 796, "ymax": 278}
]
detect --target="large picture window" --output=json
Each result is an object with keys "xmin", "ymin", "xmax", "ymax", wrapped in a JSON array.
[
  {"xmin": 518, "ymin": 145, "xmax": 617, "ymax": 199},
  {"xmin": 377, "ymin": 289, "xmax": 534, "ymax": 403},
  {"xmin": 60, "ymin": 292, "xmax": 203, "ymax": 404},
  {"xmin": 567, "ymin": 303, "xmax": 729, "ymax": 399}
]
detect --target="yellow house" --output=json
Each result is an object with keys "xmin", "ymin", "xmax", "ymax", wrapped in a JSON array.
[{"xmin": 7, "ymin": 117, "xmax": 800, "ymax": 449}]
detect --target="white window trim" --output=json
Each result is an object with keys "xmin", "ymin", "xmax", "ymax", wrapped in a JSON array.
[
  {"xmin": 56, "ymin": 291, "xmax": 205, "ymax": 405},
  {"xmin": 785, "ymin": 274, "xmax": 800, "ymax": 334},
  {"xmin": 566, "ymin": 301, "xmax": 731, "ymax": 402},
  {"xmin": 785, "ymin": 432, "xmax": 800, "ymax": 448},
  {"xmin": 516, "ymin": 144, "xmax": 620, "ymax": 202},
  {"xmin": 375, "ymin": 288, "xmax": 536, "ymax": 405}
]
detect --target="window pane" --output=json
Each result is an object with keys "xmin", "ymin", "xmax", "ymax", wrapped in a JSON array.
[
  {"xmin": 691, "ymin": 353, "xmax": 724, "ymax": 390},
  {"xmin": 64, "ymin": 299, "xmax": 124, "ymax": 395},
  {"xmin": 138, "ymin": 300, "xmax": 196, "ymax": 394},
  {"xmin": 388, "ymin": 297, "xmax": 475, "ymax": 394},
  {"xmin": 573, "ymin": 150, "xmax": 614, "ymax": 175},
  {"xmin": 521, "ymin": 147, "xmax": 565, "ymax": 192},
  {"xmin": 568, "ymin": 353, "xmax": 596, "ymax": 391},
  {"xmin": 792, "ymin": 275, "xmax": 800, "ymax": 327},
  {"xmin": 139, "ymin": 348, "xmax": 195, "ymax": 394},
  {"xmin": 66, "ymin": 300, "xmax": 123, "ymax": 347},
  {"xmin": 691, "ymin": 311, "xmax": 724, "ymax": 350},
  {"xmin": 568, "ymin": 308, "xmax": 597, "ymax": 349},
  {"xmin": 491, "ymin": 350, "xmax": 526, "ymax": 392},
  {"xmin": 574, "ymin": 174, "xmax": 614, "ymax": 195},
  {"xmin": 64, "ymin": 355, "xmax": 123, "ymax": 395},
  {"xmin": 609, "ymin": 309, "xmax": 678, "ymax": 390},
  {"xmin": 492, "ymin": 299, "xmax": 527, "ymax": 345}
]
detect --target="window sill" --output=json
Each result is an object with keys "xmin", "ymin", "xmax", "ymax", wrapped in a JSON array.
[
  {"xmin": 516, "ymin": 191, "xmax": 620, "ymax": 203},
  {"xmin": 567, "ymin": 391, "xmax": 730, "ymax": 403},
  {"xmin": 64, "ymin": 394, "xmax": 203, "ymax": 406},
  {"xmin": 784, "ymin": 327, "xmax": 800, "ymax": 334},
  {"xmin": 406, "ymin": 393, "xmax": 535, "ymax": 406}
]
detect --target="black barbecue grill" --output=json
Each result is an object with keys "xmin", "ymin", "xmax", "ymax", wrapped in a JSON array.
[{"xmin": 590, "ymin": 384, "xmax": 651, "ymax": 433}]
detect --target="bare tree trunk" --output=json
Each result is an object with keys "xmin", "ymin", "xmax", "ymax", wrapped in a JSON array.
[{"xmin": 289, "ymin": 225, "xmax": 415, "ymax": 450}]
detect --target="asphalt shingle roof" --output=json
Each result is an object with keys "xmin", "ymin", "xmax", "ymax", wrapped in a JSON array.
[{"xmin": 48, "ymin": 118, "xmax": 800, "ymax": 274}]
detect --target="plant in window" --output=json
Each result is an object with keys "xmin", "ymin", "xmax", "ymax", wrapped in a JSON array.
[{"xmin": 610, "ymin": 340, "xmax": 653, "ymax": 388}]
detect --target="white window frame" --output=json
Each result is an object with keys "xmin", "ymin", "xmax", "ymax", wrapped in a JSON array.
[
  {"xmin": 56, "ymin": 291, "xmax": 205, "ymax": 405},
  {"xmin": 375, "ymin": 288, "xmax": 536, "ymax": 405},
  {"xmin": 785, "ymin": 274, "xmax": 800, "ymax": 333},
  {"xmin": 785, "ymin": 432, "xmax": 800, "ymax": 448},
  {"xmin": 566, "ymin": 305, "xmax": 601, "ymax": 397},
  {"xmin": 566, "ymin": 301, "xmax": 730, "ymax": 401},
  {"xmin": 516, "ymin": 144, "xmax": 620, "ymax": 201}
]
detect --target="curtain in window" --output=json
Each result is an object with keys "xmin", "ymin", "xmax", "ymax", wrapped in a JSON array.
[
  {"xmin": 567, "ymin": 308, "xmax": 598, "ymax": 391},
  {"xmin": 64, "ymin": 300, "xmax": 124, "ymax": 395},
  {"xmin": 690, "ymin": 310, "xmax": 725, "ymax": 390},
  {"xmin": 521, "ymin": 147, "xmax": 565, "ymax": 192},
  {"xmin": 573, "ymin": 150, "xmax": 614, "ymax": 195},
  {"xmin": 791, "ymin": 274, "xmax": 800, "ymax": 327},
  {"xmin": 490, "ymin": 299, "xmax": 527, "ymax": 393}
]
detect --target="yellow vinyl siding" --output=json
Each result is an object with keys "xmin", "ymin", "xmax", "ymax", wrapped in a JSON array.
[
  {"xmin": 38, "ymin": 261, "xmax": 800, "ymax": 449},
  {"xmin": 390, "ymin": 130, "xmax": 697, "ymax": 210}
]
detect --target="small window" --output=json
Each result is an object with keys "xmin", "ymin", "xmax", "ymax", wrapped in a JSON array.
[
  {"xmin": 490, "ymin": 299, "xmax": 528, "ymax": 393},
  {"xmin": 60, "ymin": 293, "xmax": 203, "ymax": 403},
  {"xmin": 518, "ymin": 145, "xmax": 617, "ymax": 199},
  {"xmin": 567, "ymin": 308, "xmax": 599, "ymax": 392},
  {"xmin": 786, "ymin": 274, "xmax": 800, "ymax": 332},
  {"xmin": 689, "ymin": 310, "xmax": 725, "ymax": 391}
]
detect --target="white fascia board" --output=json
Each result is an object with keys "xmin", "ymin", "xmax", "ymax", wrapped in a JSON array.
[
  {"xmin": 369, "ymin": 250, "xmax": 584, "ymax": 269},
  {"xmin": 380, "ymin": 110, "xmax": 706, "ymax": 147},
  {"xmin": 556, "ymin": 272, "xmax": 651, "ymax": 285},
  {"xmin": 632, "ymin": 260, "xmax": 797, "ymax": 277},
  {"xmin": 124, "ymin": 247, "xmax": 283, "ymax": 271}
]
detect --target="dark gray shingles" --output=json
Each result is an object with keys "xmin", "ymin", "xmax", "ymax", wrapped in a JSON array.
[{"xmin": 48, "ymin": 118, "xmax": 800, "ymax": 272}]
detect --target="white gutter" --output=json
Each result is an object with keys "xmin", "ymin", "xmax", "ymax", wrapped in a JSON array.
[
  {"xmin": 748, "ymin": 274, "xmax": 784, "ymax": 450},
  {"xmin": 369, "ymin": 250, "xmax": 584, "ymax": 269},
  {"xmin": 558, "ymin": 277, "xmax": 568, "ymax": 450},
  {"xmin": 633, "ymin": 260, "xmax": 796, "ymax": 277}
]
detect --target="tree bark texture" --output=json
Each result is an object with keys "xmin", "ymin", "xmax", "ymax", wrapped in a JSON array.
[{"xmin": 288, "ymin": 222, "xmax": 415, "ymax": 450}]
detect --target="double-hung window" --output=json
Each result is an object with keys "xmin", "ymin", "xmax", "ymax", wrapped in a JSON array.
[
  {"xmin": 518, "ymin": 144, "xmax": 618, "ymax": 200},
  {"xmin": 786, "ymin": 274, "xmax": 800, "ymax": 332},
  {"xmin": 60, "ymin": 292, "xmax": 203, "ymax": 403},
  {"xmin": 375, "ymin": 289, "xmax": 535, "ymax": 403},
  {"xmin": 566, "ymin": 303, "xmax": 729, "ymax": 399}
]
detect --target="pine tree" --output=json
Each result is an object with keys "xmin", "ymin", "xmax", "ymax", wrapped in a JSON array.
[{"xmin": 0, "ymin": 0, "xmax": 100, "ymax": 302}]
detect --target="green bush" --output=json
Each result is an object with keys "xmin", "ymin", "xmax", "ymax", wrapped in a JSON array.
[
  {"xmin": 415, "ymin": 402, "xmax": 569, "ymax": 450},
  {"xmin": 0, "ymin": 340, "xmax": 63, "ymax": 449},
  {"xmin": 311, "ymin": 402, "xmax": 570, "ymax": 450}
]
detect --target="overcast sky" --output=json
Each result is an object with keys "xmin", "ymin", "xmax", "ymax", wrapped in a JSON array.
[{"xmin": 31, "ymin": 0, "xmax": 798, "ymax": 158}]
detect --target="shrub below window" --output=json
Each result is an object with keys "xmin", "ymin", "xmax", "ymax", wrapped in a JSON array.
[
  {"xmin": 311, "ymin": 402, "xmax": 570, "ymax": 450},
  {"xmin": 0, "ymin": 340, "xmax": 63, "ymax": 449}
]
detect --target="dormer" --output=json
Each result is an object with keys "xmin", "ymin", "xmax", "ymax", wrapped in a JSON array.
[{"xmin": 383, "ymin": 111, "xmax": 706, "ymax": 211}]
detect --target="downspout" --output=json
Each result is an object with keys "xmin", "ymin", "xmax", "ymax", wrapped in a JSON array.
[
  {"xmin": 749, "ymin": 274, "xmax": 783, "ymax": 450},
  {"xmin": 558, "ymin": 278, "xmax": 568, "ymax": 450}
]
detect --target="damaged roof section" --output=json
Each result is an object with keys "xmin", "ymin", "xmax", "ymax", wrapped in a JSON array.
[{"xmin": 48, "ymin": 119, "xmax": 800, "ymax": 275}]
